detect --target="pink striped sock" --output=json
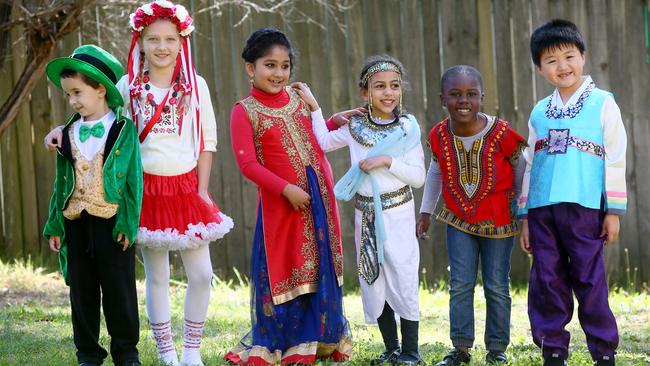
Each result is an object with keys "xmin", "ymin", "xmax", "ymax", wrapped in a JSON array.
[
  {"xmin": 150, "ymin": 320, "xmax": 179, "ymax": 365},
  {"xmin": 179, "ymin": 319, "xmax": 204, "ymax": 366}
]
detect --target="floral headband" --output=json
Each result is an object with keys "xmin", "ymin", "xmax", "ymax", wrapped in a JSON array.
[
  {"xmin": 361, "ymin": 61, "xmax": 401, "ymax": 87},
  {"xmin": 129, "ymin": 0, "xmax": 194, "ymax": 37}
]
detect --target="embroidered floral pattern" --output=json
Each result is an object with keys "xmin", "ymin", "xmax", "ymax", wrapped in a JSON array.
[
  {"xmin": 239, "ymin": 87, "xmax": 344, "ymax": 301},
  {"xmin": 548, "ymin": 129, "xmax": 570, "ymax": 154},
  {"xmin": 535, "ymin": 133, "xmax": 605, "ymax": 159},
  {"xmin": 545, "ymin": 81, "xmax": 595, "ymax": 119},
  {"xmin": 439, "ymin": 118, "xmax": 507, "ymax": 217},
  {"xmin": 63, "ymin": 129, "xmax": 119, "ymax": 220}
]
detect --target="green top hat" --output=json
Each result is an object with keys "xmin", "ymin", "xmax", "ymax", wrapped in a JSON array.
[{"xmin": 46, "ymin": 44, "xmax": 124, "ymax": 109}]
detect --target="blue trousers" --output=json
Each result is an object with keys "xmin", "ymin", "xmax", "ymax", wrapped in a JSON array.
[{"xmin": 446, "ymin": 225, "xmax": 514, "ymax": 352}]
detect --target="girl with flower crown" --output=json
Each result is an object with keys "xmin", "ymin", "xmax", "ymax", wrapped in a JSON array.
[
  {"xmin": 295, "ymin": 55, "xmax": 427, "ymax": 365},
  {"xmin": 45, "ymin": 1, "xmax": 233, "ymax": 365}
]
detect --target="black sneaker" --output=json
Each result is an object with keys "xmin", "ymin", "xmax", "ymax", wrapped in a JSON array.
[
  {"xmin": 434, "ymin": 348, "xmax": 471, "ymax": 366},
  {"xmin": 370, "ymin": 348, "xmax": 401, "ymax": 366},
  {"xmin": 486, "ymin": 351, "xmax": 508, "ymax": 364},
  {"xmin": 543, "ymin": 354, "xmax": 568, "ymax": 366},
  {"xmin": 596, "ymin": 355, "xmax": 615, "ymax": 366},
  {"xmin": 397, "ymin": 351, "xmax": 426, "ymax": 365}
]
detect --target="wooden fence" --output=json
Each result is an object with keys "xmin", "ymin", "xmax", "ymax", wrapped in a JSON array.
[{"xmin": 1, "ymin": 0, "xmax": 649, "ymax": 288}]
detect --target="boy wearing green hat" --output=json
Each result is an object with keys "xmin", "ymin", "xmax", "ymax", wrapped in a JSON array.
[{"xmin": 43, "ymin": 44, "xmax": 143, "ymax": 366}]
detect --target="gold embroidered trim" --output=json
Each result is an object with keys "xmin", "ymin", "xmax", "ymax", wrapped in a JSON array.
[
  {"xmin": 271, "ymin": 282, "xmax": 318, "ymax": 305},
  {"xmin": 227, "ymin": 336, "xmax": 353, "ymax": 364},
  {"xmin": 354, "ymin": 186, "xmax": 413, "ymax": 211},
  {"xmin": 436, "ymin": 206, "xmax": 518, "ymax": 238},
  {"xmin": 440, "ymin": 118, "xmax": 507, "ymax": 216},
  {"xmin": 241, "ymin": 89, "xmax": 344, "ymax": 302},
  {"xmin": 63, "ymin": 128, "xmax": 118, "ymax": 220}
]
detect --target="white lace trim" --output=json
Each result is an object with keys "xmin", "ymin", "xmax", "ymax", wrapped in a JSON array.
[{"xmin": 137, "ymin": 213, "xmax": 234, "ymax": 250}]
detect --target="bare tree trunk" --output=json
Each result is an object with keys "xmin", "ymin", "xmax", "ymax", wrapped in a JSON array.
[
  {"xmin": 0, "ymin": 0, "xmax": 88, "ymax": 137},
  {"xmin": 0, "ymin": 44, "xmax": 55, "ymax": 136}
]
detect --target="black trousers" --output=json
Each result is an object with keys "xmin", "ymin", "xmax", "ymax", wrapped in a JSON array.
[{"xmin": 65, "ymin": 212, "xmax": 139, "ymax": 365}]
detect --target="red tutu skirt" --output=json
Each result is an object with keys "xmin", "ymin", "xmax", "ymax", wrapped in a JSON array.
[{"xmin": 137, "ymin": 169, "xmax": 233, "ymax": 250}]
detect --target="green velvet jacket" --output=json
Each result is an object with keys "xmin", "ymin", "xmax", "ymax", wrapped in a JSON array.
[{"xmin": 43, "ymin": 111, "xmax": 143, "ymax": 284}]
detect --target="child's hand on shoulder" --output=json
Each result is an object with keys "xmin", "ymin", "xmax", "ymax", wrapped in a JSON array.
[
  {"xmin": 600, "ymin": 214, "xmax": 620, "ymax": 246},
  {"xmin": 519, "ymin": 219, "xmax": 531, "ymax": 254},
  {"xmin": 416, "ymin": 214, "xmax": 431, "ymax": 239},
  {"xmin": 117, "ymin": 233, "xmax": 130, "ymax": 251},
  {"xmin": 48, "ymin": 236, "xmax": 61, "ymax": 252},
  {"xmin": 44, "ymin": 125, "xmax": 64, "ymax": 151},
  {"xmin": 330, "ymin": 107, "xmax": 368, "ymax": 126},
  {"xmin": 359, "ymin": 155, "xmax": 391, "ymax": 173},
  {"xmin": 291, "ymin": 82, "xmax": 319, "ymax": 112}
]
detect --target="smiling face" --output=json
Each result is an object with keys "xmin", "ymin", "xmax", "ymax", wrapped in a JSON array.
[
  {"xmin": 246, "ymin": 45, "xmax": 291, "ymax": 94},
  {"xmin": 362, "ymin": 71, "xmax": 401, "ymax": 120},
  {"xmin": 440, "ymin": 73, "xmax": 483, "ymax": 128},
  {"xmin": 61, "ymin": 75, "xmax": 108, "ymax": 121},
  {"xmin": 141, "ymin": 19, "xmax": 181, "ymax": 73},
  {"xmin": 536, "ymin": 44, "xmax": 586, "ymax": 100}
]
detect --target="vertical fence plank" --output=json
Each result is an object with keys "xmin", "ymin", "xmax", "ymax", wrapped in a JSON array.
[
  {"xmin": 10, "ymin": 4, "xmax": 41, "ymax": 260},
  {"xmin": 621, "ymin": 0, "xmax": 650, "ymax": 288},
  {"xmin": 477, "ymin": 0, "xmax": 497, "ymax": 115},
  {"xmin": 439, "ymin": 0, "xmax": 480, "ymax": 69}
]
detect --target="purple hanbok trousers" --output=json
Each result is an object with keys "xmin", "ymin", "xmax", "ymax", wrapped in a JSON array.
[{"xmin": 527, "ymin": 202, "xmax": 618, "ymax": 360}]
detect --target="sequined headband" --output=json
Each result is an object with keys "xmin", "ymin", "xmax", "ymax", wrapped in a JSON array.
[{"xmin": 361, "ymin": 62, "xmax": 401, "ymax": 87}]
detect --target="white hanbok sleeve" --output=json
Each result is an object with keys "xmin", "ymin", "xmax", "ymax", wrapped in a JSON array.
[{"xmin": 601, "ymin": 95, "xmax": 627, "ymax": 215}]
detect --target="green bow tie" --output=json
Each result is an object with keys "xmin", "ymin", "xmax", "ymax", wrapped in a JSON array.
[{"xmin": 79, "ymin": 122, "xmax": 105, "ymax": 142}]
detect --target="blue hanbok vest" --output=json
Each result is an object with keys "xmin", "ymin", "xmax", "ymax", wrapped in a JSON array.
[{"xmin": 526, "ymin": 85, "xmax": 610, "ymax": 211}]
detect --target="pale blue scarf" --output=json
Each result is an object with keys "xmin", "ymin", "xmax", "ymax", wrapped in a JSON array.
[{"xmin": 334, "ymin": 114, "xmax": 421, "ymax": 263}]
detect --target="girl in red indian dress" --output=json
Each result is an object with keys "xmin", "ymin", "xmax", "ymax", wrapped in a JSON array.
[
  {"xmin": 417, "ymin": 65, "xmax": 526, "ymax": 366},
  {"xmin": 225, "ymin": 28, "xmax": 352, "ymax": 365}
]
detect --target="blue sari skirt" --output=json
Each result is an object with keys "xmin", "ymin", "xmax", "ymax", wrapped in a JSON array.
[{"xmin": 225, "ymin": 166, "xmax": 352, "ymax": 365}]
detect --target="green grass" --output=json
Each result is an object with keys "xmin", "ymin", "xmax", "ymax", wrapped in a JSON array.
[{"xmin": 1, "ymin": 259, "xmax": 649, "ymax": 365}]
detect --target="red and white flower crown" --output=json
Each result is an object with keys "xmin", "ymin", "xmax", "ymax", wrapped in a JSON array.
[{"xmin": 129, "ymin": 0, "xmax": 194, "ymax": 37}]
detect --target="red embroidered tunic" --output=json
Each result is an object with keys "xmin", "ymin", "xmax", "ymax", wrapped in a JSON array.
[
  {"xmin": 230, "ymin": 86, "xmax": 343, "ymax": 304},
  {"xmin": 428, "ymin": 118, "xmax": 525, "ymax": 238}
]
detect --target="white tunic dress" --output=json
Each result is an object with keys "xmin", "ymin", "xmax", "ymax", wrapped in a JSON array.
[{"xmin": 311, "ymin": 110, "xmax": 425, "ymax": 323}]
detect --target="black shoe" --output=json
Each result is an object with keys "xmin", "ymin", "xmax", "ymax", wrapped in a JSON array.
[
  {"xmin": 434, "ymin": 348, "xmax": 471, "ymax": 366},
  {"xmin": 397, "ymin": 352, "xmax": 426, "ymax": 365},
  {"xmin": 486, "ymin": 351, "xmax": 507, "ymax": 364},
  {"xmin": 79, "ymin": 363, "xmax": 99, "ymax": 366},
  {"xmin": 543, "ymin": 354, "xmax": 567, "ymax": 366},
  {"xmin": 370, "ymin": 348, "xmax": 401, "ymax": 366},
  {"xmin": 595, "ymin": 355, "xmax": 615, "ymax": 366},
  {"xmin": 121, "ymin": 362, "xmax": 142, "ymax": 366}
]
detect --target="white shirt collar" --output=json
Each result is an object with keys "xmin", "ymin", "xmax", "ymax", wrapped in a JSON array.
[
  {"xmin": 79, "ymin": 110, "xmax": 116, "ymax": 128},
  {"xmin": 550, "ymin": 75, "xmax": 593, "ymax": 108},
  {"xmin": 74, "ymin": 110, "xmax": 116, "ymax": 161}
]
